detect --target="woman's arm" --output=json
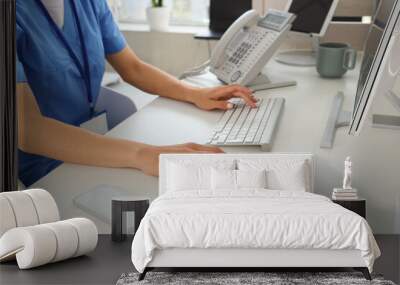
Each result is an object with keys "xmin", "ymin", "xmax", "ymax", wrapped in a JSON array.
[
  {"xmin": 107, "ymin": 47, "xmax": 257, "ymax": 110},
  {"xmin": 17, "ymin": 83, "xmax": 222, "ymax": 176}
]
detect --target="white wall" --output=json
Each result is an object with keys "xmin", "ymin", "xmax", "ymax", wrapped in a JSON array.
[
  {"xmin": 121, "ymin": 30, "xmax": 212, "ymax": 76},
  {"xmin": 315, "ymin": 87, "xmax": 400, "ymax": 235}
]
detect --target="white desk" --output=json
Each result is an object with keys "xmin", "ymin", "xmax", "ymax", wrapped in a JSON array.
[{"xmin": 32, "ymin": 60, "xmax": 361, "ymax": 233}]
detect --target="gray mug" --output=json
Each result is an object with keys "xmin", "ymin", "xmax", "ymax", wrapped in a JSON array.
[{"xmin": 317, "ymin": 42, "xmax": 357, "ymax": 78}]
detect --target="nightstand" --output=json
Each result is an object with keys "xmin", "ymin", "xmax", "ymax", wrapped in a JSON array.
[
  {"xmin": 332, "ymin": 198, "xmax": 366, "ymax": 218},
  {"xmin": 112, "ymin": 196, "xmax": 150, "ymax": 242}
]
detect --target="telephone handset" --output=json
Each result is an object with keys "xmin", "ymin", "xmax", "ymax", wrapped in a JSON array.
[
  {"xmin": 209, "ymin": 10, "xmax": 260, "ymax": 70},
  {"xmin": 209, "ymin": 9, "xmax": 296, "ymax": 86}
]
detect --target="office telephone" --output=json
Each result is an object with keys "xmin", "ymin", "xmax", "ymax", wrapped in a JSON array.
[{"xmin": 180, "ymin": 9, "xmax": 296, "ymax": 89}]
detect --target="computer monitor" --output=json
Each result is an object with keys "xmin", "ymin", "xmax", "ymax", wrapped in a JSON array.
[
  {"xmin": 350, "ymin": 0, "xmax": 400, "ymax": 134},
  {"xmin": 195, "ymin": 0, "xmax": 252, "ymax": 40},
  {"xmin": 289, "ymin": 0, "xmax": 339, "ymax": 36},
  {"xmin": 276, "ymin": 0, "xmax": 339, "ymax": 66},
  {"xmin": 321, "ymin": 0, "xmax": 400, "ymax": 148},
  {"xmin": 209, "ymin": 0, "xmax": 252, "ymax": 33}
]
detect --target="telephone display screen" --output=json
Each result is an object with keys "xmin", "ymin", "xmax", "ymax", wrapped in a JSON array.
[{"xmin": 258, "ymin": 13, "xmax": 288, "ymax": 28}]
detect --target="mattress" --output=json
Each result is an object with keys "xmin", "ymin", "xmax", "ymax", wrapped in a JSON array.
[{"xmin": 131, "ymin": 190, "xmax": 380, "ymax": 273}]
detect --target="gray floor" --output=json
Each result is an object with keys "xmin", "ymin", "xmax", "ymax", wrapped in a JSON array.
[
  {"xmin": 0, "ymin": 235, "xmax": 398, "ymax": 285},
  {"xmin": 0, "ymin": 235, "xmax": 133, "ymax": 285}
]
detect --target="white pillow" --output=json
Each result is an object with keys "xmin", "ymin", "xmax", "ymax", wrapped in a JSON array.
[
  {"xmin": 168, "ymin": 163, "xmax": 210, "ymax": 191},
  {"xmin": 167, "ymin": 160, "xmax": 235, "ymax": 191},
  {"xmin": 211, "ymin": 169, "xmax": 267, "ymax": 190},
  {"xmin": 237, "ymin": 159, "xmax": 309, "ymax": 191},
  {"xmin": 211, "ymin": 169, "xmax": 236, "ymax": 190},
  {"xmin": 236, "ymin": 170, "xmax": 267, "ymax": 189},
  {"xmin": 270, "ymin": 164, "xmax": 308, "ymax": 191}
]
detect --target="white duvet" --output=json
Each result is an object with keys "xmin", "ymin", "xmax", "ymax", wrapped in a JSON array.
[{"xmin": 131, "ymin": 190, "xmax": 380, "ymax": 273}]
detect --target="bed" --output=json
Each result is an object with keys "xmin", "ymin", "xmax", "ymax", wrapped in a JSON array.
[{"xmin": 131, "ymin": 154, "xmax": 380, "ymax": 281}]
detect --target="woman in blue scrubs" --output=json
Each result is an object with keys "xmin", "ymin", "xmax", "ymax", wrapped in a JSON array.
[{"xmin": 16, "ymin": 0, "xmax": 256, "ymax": 186}]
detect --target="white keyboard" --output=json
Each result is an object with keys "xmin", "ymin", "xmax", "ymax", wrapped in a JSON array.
[{"xmin": 207, "ymin": 97, "xmax": 285, "ymax": 150}]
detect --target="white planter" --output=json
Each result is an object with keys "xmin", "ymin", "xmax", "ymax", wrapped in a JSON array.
[{"xmin": 146, "ymin": 7, "xmax": 170, "ymax": 32}]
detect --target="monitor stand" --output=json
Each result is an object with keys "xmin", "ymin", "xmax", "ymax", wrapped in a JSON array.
[
  {"xmin": 275, "ymin": 35, "xmax": 320, "ymax": 67},
  {"xmin": 372, "ymin": 90, "xmax": 400, "ymax": 129},
  {"xmin": 321, "ymin": 91, "xmax": 400, "ymax": 148},
  {"xmin": 320, "ymin": 92, "xmax": 352, "ymax": 149},
  {"xmin": 247, "ymin": 73, "xmax": 297, "ymax": 91}
]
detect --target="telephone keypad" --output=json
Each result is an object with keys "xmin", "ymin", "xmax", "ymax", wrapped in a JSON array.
[
  {"xmin": 229, "ymin": 42, "xmax": 252, "ymax": 65},
  {"xmin": 228, "ymin": 29, "xmax": 275, "ymax": 70},
  {"xmin": 217, "ymin": 25, "xmax": 284, "ymax": 84}
]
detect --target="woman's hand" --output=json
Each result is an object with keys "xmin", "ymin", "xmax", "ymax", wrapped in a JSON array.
[
  {"xmin": 189, "ymin": 85, "xmax": 257, "ymax": 111},
  {"xmin": 136, "ymin": 143, "xmax": 224, "ymax": 176}
]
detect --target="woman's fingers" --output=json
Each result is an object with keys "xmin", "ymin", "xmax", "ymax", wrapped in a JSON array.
[
  {"xmin": 193, "ymin": 85, "xmax": 257, "ymax": 111},
  {"xmin": 142, "ymin": 144, "xmax": 224, "ymax": 176},
  {"xmin": 210, "ymin": 85, "xmax": 249, "ymax": 97},
  {"xmin": 211, "ymin": 86, "xmax": 257, "ymax": 107},
  {"xmin": 233, "ymin": 91, "xmax": 258, "ymax": 105},
  {"xmin": 208, "ymin": 100, "xmax": 235, "ymax": 111},
  {"xmin": 229, "ymin": 91, "xmax": 257, "ymax": 107},
  {"xmin": 229, "ymin": 84, "xmax": 253, "ymax": 96}
]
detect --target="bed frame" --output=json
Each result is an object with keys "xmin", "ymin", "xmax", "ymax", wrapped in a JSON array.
[
  {"xmin": 139, "ymin": 248, "xmax": 371, "ymax": 280},
  {"xmin": 138, "ymin": 154, "xmax": 372, "ymax": 281}
]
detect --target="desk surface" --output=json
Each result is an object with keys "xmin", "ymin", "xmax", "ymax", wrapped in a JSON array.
[{"xmin": 32, "ymin": 59, "xmax": 362, "ymax": 233}]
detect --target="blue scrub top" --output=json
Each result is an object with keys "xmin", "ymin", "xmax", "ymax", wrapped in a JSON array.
[{"xmin": 17, "ymin": 0, "xmax": 126, "ymax": 186}]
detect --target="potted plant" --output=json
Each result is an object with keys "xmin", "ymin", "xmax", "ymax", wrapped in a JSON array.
[{"xmin": 146, "ymin": 0, "xmax": 170, "ymax": 31}]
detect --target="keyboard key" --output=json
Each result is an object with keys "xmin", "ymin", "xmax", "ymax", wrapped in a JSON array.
[
  {"xmin": 213, "ymin": 109, "xmax": 234, "ymax": 132},
  {"xmin": 215, "ymin": 108, "xmax": 243, "ymax": 143},
  {"xmin": 260, "ymin": 98, "xmax": 285, "ymax": 143},
  {"xmin": 227, "ymin": 105, "xmax": 251, "ymax": 140},
  {"xmin": 237, "ymin": 103, "xmax": 260, "ymax": 138},
  {"xmin": 254, "ymin": 100, "xmax": 275, "ymax": 143},
  {"xmin": 244, "ymin": 99, "xmax": 270, "ymax": 143},
  {"xmin": 225, "ymin": 138, "xmax": 244, "ymax": 144}
]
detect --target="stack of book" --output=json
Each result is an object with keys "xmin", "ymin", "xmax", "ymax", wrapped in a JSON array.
[{"xmin": 332, "ymin": 188, "xmax": 358, "ymax": 200}]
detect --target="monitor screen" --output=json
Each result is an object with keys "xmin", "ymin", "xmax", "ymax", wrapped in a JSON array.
[
  {"xmin": 355, "ymin": 0, "xmax": 396, "ymax": 110},
  {"xmin": 209, "ymin": 0, "xmax": 252, "ymax": 33},
  {"xmin": 289, "ymin": 0, "xmax": 335, "ymax": 34},
  {"xmin": 351, "ymin": 0, "xmax": 399, "ymax": 133}
]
